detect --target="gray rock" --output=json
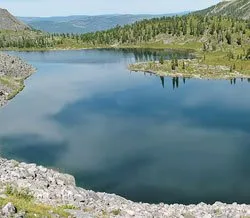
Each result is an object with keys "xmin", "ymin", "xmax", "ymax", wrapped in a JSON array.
[
  {"xmin": 2, "ymin": 202, "xmax": 17, "ymax": 216},
  {"xmin": 14, "ymin": 211, "xmax": 26, "ymax": 218},
  {"xmin": 66, "ymin": 209, "xmax": 94, "ymax": 218},
  {"xmin": 0, "ymin": 157, "xmax": 250, "ymax": 217},
  {"xmin": 0, "ymin": 8, "xmax": 30, "ymax": 31}
]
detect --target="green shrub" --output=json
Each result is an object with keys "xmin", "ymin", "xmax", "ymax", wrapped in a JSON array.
[{"xmin": 5, "ymin": 185, "xmax": 33, "ymax": 201}]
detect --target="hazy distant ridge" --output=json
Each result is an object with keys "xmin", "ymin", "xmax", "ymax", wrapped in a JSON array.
[{"xmin": 19, "ymin": 13, "xmax": 189, "ymax": 33}]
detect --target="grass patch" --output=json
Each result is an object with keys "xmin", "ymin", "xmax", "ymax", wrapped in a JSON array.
[
  {"xmin": 7, "ymin": 82, "xmax": 25, "ymax": 100},
  {"xmin": 0, "ymin": 76, "xmax": 26, "ymax": 101},
  {"xmin": 0, "ymin": 77, "xmax": 13, "ymax": 86},
  {"xmin": 5, "ymin": 185, "xmax": 33, "ymax": 202},
  {"xmin": 0, "ymin": 185, "xmax": 70, "ymax": 218},
  {"xmin": 201, "ymin": 49, "xmax": 250, "ymax": 75},
  {"xmin": 0, "ymin": 197, "xmax": 69, "ymax": 218},
  {"xmin": 111, "ymin": 209, "xmax": 121, "ymax": 216},
  {"xmin": 59, "ymin": 204, "xmax": 79, "ymax": 210}
]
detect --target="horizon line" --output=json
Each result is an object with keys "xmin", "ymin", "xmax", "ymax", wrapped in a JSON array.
[{"xmin": 16, "ymin": 11, "xmax": 192, "ymax": 18}]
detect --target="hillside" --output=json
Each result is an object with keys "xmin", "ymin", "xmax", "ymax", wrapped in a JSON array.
[
  {"xmin": 78, "ymin": 15, "xmax": 250, "ymax": 48},
  {"xmin": 0, "ymin": 8, "xmax": 59, "ymax": 49},
  {"xmin": 195, "ymin": 0, "xmax": 250, "ymax": 20},
  {"xmin": 18, "ymin": 13, "xmax": 188, "ymax": 34},
  {"xmin": 0, "ymin": 9, "xmax": 249, "ymax": 78},
  {"xmin": 0, "ymin": 8, "xmax": 30, "ymax": 31}
]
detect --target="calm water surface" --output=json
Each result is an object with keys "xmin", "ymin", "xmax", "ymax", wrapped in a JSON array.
[{"xmin": 0, "ymin": 49, "xmax": 250, "ymax": 204}]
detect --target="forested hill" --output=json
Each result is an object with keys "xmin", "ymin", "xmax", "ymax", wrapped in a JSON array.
[
  {"xmin": 79, "ymin": 15, "xmax": 250, "ymax": 49},
  {"xmin": 195, "ymin": 0, "xmax": 250, "ymax": 20},
  {"xmin": 1, "ymin": 14, "xmax": 249, "ymax": 51}
]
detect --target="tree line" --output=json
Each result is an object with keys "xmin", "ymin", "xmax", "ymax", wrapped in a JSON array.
[
  {"xmin": 0, "ymin": 14, "xmax": 249, "ymax": 49},
  {"xmin": 76, "ymin": 15, "xmax": 250, "ymax": 47}
]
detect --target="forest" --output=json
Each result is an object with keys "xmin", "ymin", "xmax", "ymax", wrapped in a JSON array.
[
  {"xmin": 0, "ymin": 14, "xmax": 249, "ymax": 53},
  {"xmin": 78, "ymin": 15, "xmax": 250, "ymax": 48}
]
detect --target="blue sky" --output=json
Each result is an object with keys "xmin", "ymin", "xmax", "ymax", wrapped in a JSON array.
[{"xmin": 1, "ymin": 0, "xmax": 221, "ymax": 17}]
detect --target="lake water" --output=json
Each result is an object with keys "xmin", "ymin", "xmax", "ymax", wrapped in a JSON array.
[{"xmin": 0, "ymin": 49, "xmax": 250, "ymax": 205}]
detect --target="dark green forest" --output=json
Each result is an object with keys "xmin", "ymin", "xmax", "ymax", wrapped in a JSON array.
[
  {"xmin": 78, "ymin": 15, "xmax": 250, "ymax": 46},
  {"xmin": 0, "ymin": 15, "xmax": 249, "ymax": 50}
]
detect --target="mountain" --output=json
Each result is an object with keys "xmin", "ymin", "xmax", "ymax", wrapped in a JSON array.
[
  {"xmin": 18, "ymin": 13, "xmax": 189, "ymax": 34},
  {"xmin": 195, "ymin": 0, "xmax": 250, "ymax": 20},
  {"xmin": 0, "ymin": 8, "xmax": 30, "ymax": 31}
]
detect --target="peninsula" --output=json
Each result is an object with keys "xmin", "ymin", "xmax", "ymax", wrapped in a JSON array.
[
  {"xmin": 0, "ymin": 5, "xmax": 249, "ymax": 80},
  {"xmin": 0, "ymin": 52, "xmax": 35, "ymax": 107}
]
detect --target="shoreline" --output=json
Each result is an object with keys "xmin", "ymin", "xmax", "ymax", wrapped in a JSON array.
[
  {"xmin": 129, "ymin": 59, "xmax": 250, "ymax": 80},
  {"xmin": 0, "ymin": 52, "xmax": 36, "ymax": 107},
  {"xmin": 5, "ymin": 46, "xmax": 249, "ymax": 80},
  {"xmin": 0, "ymin": 157, "xmax": 250, "ymax": 218},
  {"xmin": 0, "ymin": 51, "xmax": 250, "ymax": 217},
  {"xmin": 0, "ymin": 44, "xmax": 196, "ymax": 52}
]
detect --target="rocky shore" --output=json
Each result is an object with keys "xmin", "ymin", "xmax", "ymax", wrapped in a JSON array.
[
  {"xmin": 0, "ymin": 52, "xmax": 35, "ymax": 107},
  {"xmin": 0, "ymin": 53, "xmax": 250, "ymax": 217},
  {"xmin": 0, "ymin": 158, "xmax": 249, "ymax": 218}
]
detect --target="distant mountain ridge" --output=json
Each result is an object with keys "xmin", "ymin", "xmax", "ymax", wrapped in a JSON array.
[
  {"xmin": 18, "ymin": 13, "xmax": 189, "ymax": 34},
  {"xmin": 0, "ymin": 8, "xmax": 30, "ymax": 31},
  {"xmin": 195, "ymin": 0, "xmax": 250, "ymax": 20}
]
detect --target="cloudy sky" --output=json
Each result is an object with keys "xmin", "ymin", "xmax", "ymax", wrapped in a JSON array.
[{"xmin": 1, "ymin": 0, "xmax": 221, "ymax": 17}]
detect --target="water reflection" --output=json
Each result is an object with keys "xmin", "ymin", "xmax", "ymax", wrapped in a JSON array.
[
  {"xmin": 159, "ymin": 76, "xmax": 186, "ymax": 89},
  {"xmin": 160, "ymin": 76, "xmax": 164, "ymax": 88},
  {"xmin": 127, "ymin": 48, "xmax": 194, "ymax": 62},
  {"xmin": 1, "ymin": 49, "xmax": 250, "ymax": 205},
  {"xmin": 156, "ymin": 75, "xmax": 250, "ymax": 89},
  {"xmin": 230, "ymin": 78, "xmax": 250, "ymax": 85},
  {"xmin": 0, "ymin": 134, "xmax": 68, "ymax": 166}
]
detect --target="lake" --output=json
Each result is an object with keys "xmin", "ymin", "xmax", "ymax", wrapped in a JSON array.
[{"xmin": 0, "ymin": 49, "xmax": 250, "ymax": 205}]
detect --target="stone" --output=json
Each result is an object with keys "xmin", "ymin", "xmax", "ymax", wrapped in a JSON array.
[
  {"xmin": 14, "ymin": 211, "xmax": 26, "ymax": 218},
  {"xmin": 126, "ymin": 209, "xmax": 135, "ymax": 216},
  {"xmin": 2, "ymin": 202, "xmax": 17, "ymax": 216},
  {"xmin": 66, "ymin": 209, "xmax": 94, "ymax": 218},
  {"xmin": 0, "ymin": 157, "xmax": 250, "ymax": 217},
  {"xmin": 202, "ymin": 214, "xmax": 212, "ymax": 218}
]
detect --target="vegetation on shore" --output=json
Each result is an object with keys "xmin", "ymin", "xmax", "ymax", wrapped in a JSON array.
[
  {"xmin": 1, "ymin": 15, "xmax": 250, "ymax": 50},
  {"xmin": 0, "ymin": 53, "xmax": 35, "ymax": 107},
  {"xmin": 0, "ymin": 185, "xmax": 70, "ymax": 217},
  {"xmin": 129, "ymin": 44, "xmax": 250, "ymax": 79},
  {"xmin": 129, "ymin": 57, "xmax": 249, "ymax": 79},
  {"xmin": 0, "ymin": 14, "xmax": 249, "ymax": 78},
  {"xmin": 0, "ymin": 76, "xmax": 26, "ymax": 100}
]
